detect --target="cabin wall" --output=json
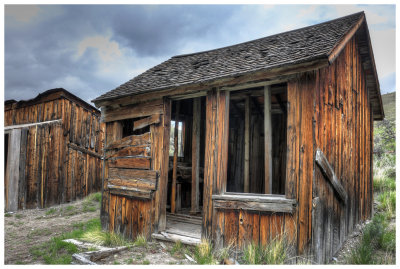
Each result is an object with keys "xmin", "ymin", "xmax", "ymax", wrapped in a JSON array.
[
  {"xmin": 101, "ymin": 98, "xmax": 170, "ymax": 239},
  {"xmin": 4, "ymin": 97, "xmax": 104, "ymax": 209},
  {"xmin": 203, "ymin": 89, "xmax": 298, "ymax": 254},
  {"xmin": 312, "ymin": 36, "xmax": 373, "ymax": 263}
]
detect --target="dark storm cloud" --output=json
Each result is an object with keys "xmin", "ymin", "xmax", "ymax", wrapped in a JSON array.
[
  {"xmin": 109, "ymin": 5, "xmax": 237, "ymax": 56},
  {"xmin": 4, "ymin": 5, "xmax": 240, "ymax": 104}
]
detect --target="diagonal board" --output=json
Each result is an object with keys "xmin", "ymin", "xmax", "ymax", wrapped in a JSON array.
[{"xmin": 315, "ymin": 148, "xmax": 348, "ymax": 204}]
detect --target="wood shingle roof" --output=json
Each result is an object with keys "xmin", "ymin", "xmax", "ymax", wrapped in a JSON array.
[{"xmin": 93, "ymin": 11, "xmax": 383, "ymax": 119}]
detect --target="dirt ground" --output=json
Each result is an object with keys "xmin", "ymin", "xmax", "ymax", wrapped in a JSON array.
[
  {"xmin": 4, "ymin": 196, "xmax": 192, "ymax": 265},
  {"xmin": 4, "ymin": 194, "xmax": 394, "ymax": 265}
]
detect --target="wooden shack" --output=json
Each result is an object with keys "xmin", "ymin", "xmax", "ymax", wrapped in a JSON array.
[
  {"xmin": 92, "ymin": 12, "xmax": 384, "ymax": 263},
  {"xmin": 4, "ymin": 88, "xmax": 105, "ymax": 211}
]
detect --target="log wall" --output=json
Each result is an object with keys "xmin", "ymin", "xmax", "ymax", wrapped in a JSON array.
[
  {"xmin": 4, "ymin": 94, "xmax": 104, "ymax": 209},
  {"xmin": 311, "ymin": 35, "xmax": 373, "ymax": 263}
]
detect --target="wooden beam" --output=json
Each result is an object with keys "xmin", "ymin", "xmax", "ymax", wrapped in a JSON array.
[
  {"xmin": 212, "ymin": 194, "xmax": 296, "ymax": 213},
  {"xmin": 244, "ymin": 95, "xmax": 250, "ymax": 193},
  {"xmin": 101, "ymin": 99, "xmax": 163, "ymax": 123},
  {"xmin": 4, "ymin": 119, "xmax": 62, "ymax": 130},
  {"xmin": 171, "ymin": 101, "xmax": 180, "ymax": 213},
  {"xmin": 264, "ymin": 86, "xmax": 272, "ymax": 194},
  {"xmin": 190, "ymin": 98, "xmax": 201, "ymax": 214},
  {"xmin": 213, "ymin": 199, "xmax": 295, "ymax": 213},
  {"xmin": 315, "ymin": 148, "xmax": 348, "ymax": 204},
  {"xmin": 133, "ymin": 114, "xmax": 160, "ymax": 131}
]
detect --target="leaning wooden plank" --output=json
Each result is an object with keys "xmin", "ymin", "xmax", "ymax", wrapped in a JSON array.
[
  {"xmin": 108, "ymin": 157, "xmax": 151, "ymax": 170},
  {"xmin": 108, "ymin": 178, "xmax": 156, "ymax": 191},
  {"xmin": 213, "ymin": 199, "xmax": 295, "ymax": 213},
  {"xmin": 108, "ymin": 184, "xmax": 152, "ymax": 199},
  {"xmin": 105, "ymin": 133, "xmax": 151, "ymax": 150},
  {"xmin": 133, "ymin": 114, "xmax": 160, "ymax": 131},
  {"xmin": 315, "ymin": 148, "xmax": 348, "ymax": 204},
  {"xmin": 108, "ymin": 168, "xmax": 158, "ymax": 183},
  {"xmin": 68, "ymin": 142, "xmax": 102, "ymax": 159},
  {"xmin": 102, "ymin": 99, "xmax": 164, "ymax": 122}
]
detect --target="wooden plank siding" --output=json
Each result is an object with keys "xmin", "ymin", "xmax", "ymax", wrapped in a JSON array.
[
  {"xmin": 100, "ymin": 97, "xmax": 170, "ymax": 239},
  {"xmin": 312, "ymin": 36, "xmax": 373, "ymax": 263},
  {"xmin": 4, "ymin": 92, "xmax": 104, "ymax": 210}
]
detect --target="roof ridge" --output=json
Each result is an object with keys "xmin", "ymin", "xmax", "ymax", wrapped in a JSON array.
[{"xmin": 171, "ymin": 11, "xmax": 365, "ymax": 59}]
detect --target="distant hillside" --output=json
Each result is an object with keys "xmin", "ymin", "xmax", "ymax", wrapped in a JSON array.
[{"xmin": 381, "ymin": 92, "xmax": 396, "ymax": 121}]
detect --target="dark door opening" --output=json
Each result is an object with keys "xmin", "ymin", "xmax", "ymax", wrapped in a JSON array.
[{"xmin": 166, "ymin": 97, "xmax": 206, "ymax": 217}]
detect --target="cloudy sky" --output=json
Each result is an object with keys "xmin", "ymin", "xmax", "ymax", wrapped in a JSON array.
[{"xmin": 4, "ymin": 4, "xmax": 396, "ymax": 106}]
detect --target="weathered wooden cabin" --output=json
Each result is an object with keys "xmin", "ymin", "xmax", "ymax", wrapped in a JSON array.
[
  {"xmin": 93, "ymin": 12, "xmax": 384, "ymax": 263},
  {"xmin": 4, "ymin": 88, "xmax": 105, "ymax": 211}
]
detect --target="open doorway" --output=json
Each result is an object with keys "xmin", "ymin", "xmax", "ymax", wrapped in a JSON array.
[{"xmin": 164, "ymin": 97, "xmax": 206, "ymax": 240}]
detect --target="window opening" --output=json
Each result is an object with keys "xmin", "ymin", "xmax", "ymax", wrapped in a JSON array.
[{"xmin": 226, "ymin": 85, "xmax": 287, "ymax": 194}]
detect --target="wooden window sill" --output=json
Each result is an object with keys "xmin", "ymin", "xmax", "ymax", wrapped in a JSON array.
[{"xmin": 212, "ymin": 193, "xmax": 296, "ymax": 213}]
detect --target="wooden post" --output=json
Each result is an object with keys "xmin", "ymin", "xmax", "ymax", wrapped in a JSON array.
[
  {"xmin": 244, "ymin": 95, "xmax": 250, "ymax": 193},
  {"xmin": 6, "ymin": 129, "xmax": 21, "ymax": 212},
  {"xmin": 191, "ymin": 98, "xmax": 201, "ymax": 214},
  {"xmin": 264, "ymin": 86, "xmax": 272, "ymax": 194},
  {"xmin": 171, "ymin": 101, "xmax": 180, "ymax": 213}
]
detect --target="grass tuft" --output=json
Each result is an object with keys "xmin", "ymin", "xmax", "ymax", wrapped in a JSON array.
[
  {"xmin": 45, "ymin": 208, "xmax": 57, "ymax": 216},
  {"xmin": 133, "ymin": 234, "xmax": 148, "ymax": 247},
  {"xmin": 194, "ymin": 239, "xmax": 217, "ymax": 264}
]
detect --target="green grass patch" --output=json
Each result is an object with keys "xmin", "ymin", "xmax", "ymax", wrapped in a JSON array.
[
  {"xmin": 133, "ymin": 234, "xmax": 147, "ymax": 247},
  {"xmin": 5, "ymin": 212, "xmax": 12, "ymax": 217},
  {"xmin": 15, "ymin": 213, "xmax": 24, "ymax": 219},
  {"xmin": 377, "ymin": 191, "xmax": 396, "ymax": 217},
  {"xmin": 29, "ymin": 218, "xmax": 101, "ymax": 264},
  {"xmin": 142, "ymin": 260, "xmax": 150, "ymax": 265},
  {"xmin": 45, "ymin": 208, "xmax": 58, "ymax": 216},
  {"xmin": 347, "ymin": 212, "xmax": 396, "ymax": 264},
  {"xmin": 28, "ymin": 228, "xmax": 52, "ymax": 238}
]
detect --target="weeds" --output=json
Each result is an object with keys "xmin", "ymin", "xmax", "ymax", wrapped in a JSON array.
[
  {"xmin": 133, "ymin": 234, "xmax": 148, "ymax": 247},
  {"xmin": 5, "ymin": 213, "xmax": 12, "ymax": 217},
  {"xmin": 347, "ymin": 212, "xmax": 395, "ymax": 264},
  {"xmin": 242, "ymin": 235, "xmax": 291, "ymax": 264},
  {"xmin": 45, "ymin": 208, "xmax": 57, "ymax": 216},
  {"xmin": 243, "ymin": 242, "xmax": 263, "ymax": 264},
  {"xmin": 79, "ymin": 222, "xmax": 130, "ymax": 247},
  {"xmin": 377, "ymin": 191, "xmax": 396, "ymax": 217},
  {"xmin": 194, "ymin": 239, "xmax": 217, "ymax": 264},
  {"xmin": 170, "ymin": 240, "xmax": 183, "ymax": 256}
]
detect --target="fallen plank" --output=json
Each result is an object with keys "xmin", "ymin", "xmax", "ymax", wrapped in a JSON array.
[{"xmin": 151, "ymin": 232, "xmax": 201, "ymax": 246}]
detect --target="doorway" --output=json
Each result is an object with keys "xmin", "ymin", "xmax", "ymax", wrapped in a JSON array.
[{"xmin": 164, "ymin": 97, "xmax": 206, "ymax": 241}]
